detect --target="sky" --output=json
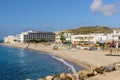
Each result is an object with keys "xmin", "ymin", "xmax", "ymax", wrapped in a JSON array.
[{"xmin": 0, "ymin": 0, "xmax": 120, "ymax": 39}]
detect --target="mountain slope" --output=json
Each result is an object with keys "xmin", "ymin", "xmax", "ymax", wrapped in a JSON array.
[{"xmin": 64, "ymin": 26, "xmax": 113, "ymax": 34}]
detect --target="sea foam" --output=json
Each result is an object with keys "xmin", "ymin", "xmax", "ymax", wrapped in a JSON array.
[{"xmin": 52, "ymin": 55, "xmax": 76, "ymax": 73}]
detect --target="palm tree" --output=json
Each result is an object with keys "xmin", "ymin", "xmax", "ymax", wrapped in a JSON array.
[{"xmin": 60, "ymin": 32, "xmax": 66, "ymax": 43}]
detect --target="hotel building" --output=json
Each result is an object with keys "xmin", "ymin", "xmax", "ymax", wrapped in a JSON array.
[{"xmin": 16, "ymin": 30, "xmax": 55, "ymax": 43}]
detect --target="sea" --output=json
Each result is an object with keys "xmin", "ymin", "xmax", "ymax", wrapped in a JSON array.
[{"xmin": 0, "ymin": 45, "xmax": 83, "ymax": 80}]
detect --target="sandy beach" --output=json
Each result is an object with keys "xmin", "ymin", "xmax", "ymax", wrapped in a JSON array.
[{"xmin": 2, "ymin": 43, "xmax": 120, "ymax": 80}]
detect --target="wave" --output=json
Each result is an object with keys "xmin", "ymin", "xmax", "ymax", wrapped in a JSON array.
[{"xmin": 52, "ymin": 55, "xmax": 76, "ymax": 73}]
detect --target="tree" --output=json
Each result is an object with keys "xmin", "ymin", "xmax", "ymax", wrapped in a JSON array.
[
  {"xmin": 26, "ymin": 39, "xmax": 39, "ymax": 43},
  {"xmin": 60, "ymin": 32, "xmax": 66, "ymax": 43},
  {"xmin": 40, "ymin": 38, "xmax": 47, "ymax": 42},
  {"xmin": 96, "ymin": 41, "xmax": 100, "ymax": 47},
  {"xmin": 14, "ymin": 39, "xmax": 17, "ymax": 42}
]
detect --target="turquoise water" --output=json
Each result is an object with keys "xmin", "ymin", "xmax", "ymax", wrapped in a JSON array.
[{"xmin": 0, "ymin": 45, "xmax": 83, "ymax": 80}]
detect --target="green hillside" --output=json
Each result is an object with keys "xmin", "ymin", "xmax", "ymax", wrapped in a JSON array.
[{"xmin": 65, "ymin": 26, "xmax": 113, "ymax": 34}]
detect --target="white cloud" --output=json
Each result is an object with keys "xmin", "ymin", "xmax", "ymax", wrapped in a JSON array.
[
  {"xmin": 90, "ymin": 0, "xmax": 118, "ymax": 16},
  {"xmin": 91, "ymin": 0, "xmax": 103, "ymax": 12}
]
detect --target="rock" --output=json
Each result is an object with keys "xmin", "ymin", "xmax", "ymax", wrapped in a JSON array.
[
  {"xmin": 26, "ymin": 79, "xmax": 31, "ymax": 80},
  {"xmin": 94, "ymin": 67, "xmax": 103, "ymax": 74},
  {"xmin": 46, "ymin": 76, "xmax": 54, "ymax": 80},
  {"xmin": 60, "ymin": 73, "xmax": 72, "ymax": 80},
  {"xmin": 79, "ymin": 70, "xmax": 88, "ymax": 78},
  {"xmin": 67, "ymin": 74, "xmax": 76, "ymax": 80},
  {"xmin": 93, "ymin": 71, "xmax": 98, "ymax": 75},
  {"xmin": 53, "ymin": 77, "xmax": 61, "ymax": 80},
  {"xmin": 89, "ymin": 69, "xmax": 98, "ymax": 75},
  {"xmin": 38, "ymin": 78, "xmax": 45, "ymax": 80},
  {"xmin": 73, "ymin": 73, "xmax": 80, "ymax": 79},
  {"xmin": 87, "ymin": 72, "xmax": 94, "ymax": 77},
  {"xmin": 104, "ymin": 66, "xmax": 115, "ymax": 72},
  {"xmin": 79, "ymin": 70, "xmax": 94, "ymax": 78},
  {"xmin": 100, "ymin": 66, "xmax": 106, "ymax": 71},
  {"xmin": 65, "ymin": 77, "xmax": 72, "ymax": 80},
  {"xmin": 53, "ymin": 75, "xmax": 60, "ymax": 78},
  {"xmin": 115, "ymin": 64, "xmax": 120, "ymax": 70},
  {"xmin": 60, "ymin": 73, "xmax": 67, "ymax": 80}
]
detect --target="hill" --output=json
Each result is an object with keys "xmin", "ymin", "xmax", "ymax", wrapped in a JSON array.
[{"xmin": 64, "ymin": 26, "xmax": 113, "ymax": 34}]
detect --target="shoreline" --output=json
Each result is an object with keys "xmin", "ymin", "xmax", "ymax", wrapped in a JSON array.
[
  {"xmin": 5, "ymin": 44, "xmax": 83, "ymax": 73},
  {"xmin": 2, "ymin": 43, "xmax": 120, "ymax": 69},
  {"xmin": 2, "ymin": 43, "xmax": 120, "ymax": 80},
  {"xmin": 1, "ymin": 43, "xmax": 91, "ymax": 69}
]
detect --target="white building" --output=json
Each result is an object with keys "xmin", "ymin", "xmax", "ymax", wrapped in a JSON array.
[
  {"xmin": 16, "ymin": 31, "xmax": 30, "ymax": 43},
  {"xmin": 54, "ymin": 31, "xmax": 73, "ymax": 43},
  {"xmin": 64, "ymin": 32, "xmax": 73, "ymax": 41},
  {"xmin": 101, "ymin": 30, "xmax": 120, "ymax": 43},
  {"xmin": 4, "ymin": 36, "xmax": 16, "ymax": 44},
  {"xmin": 71, "ymin": 34, "xmax": 95, "ymax": 45},
  {"xmin": 54, "ymin": 31, "xmax": 61, "ymax": 43},
  {"xmin": 70, "ymin": 33, "xmax": 112, "ymax": 45},
  {"xmin": 54, "ymin": 29, "xmax": 120, "ymax": 48},
  {"xmin": 16, "ymin": 30, "xmax": 55, "ymax": 43}
]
